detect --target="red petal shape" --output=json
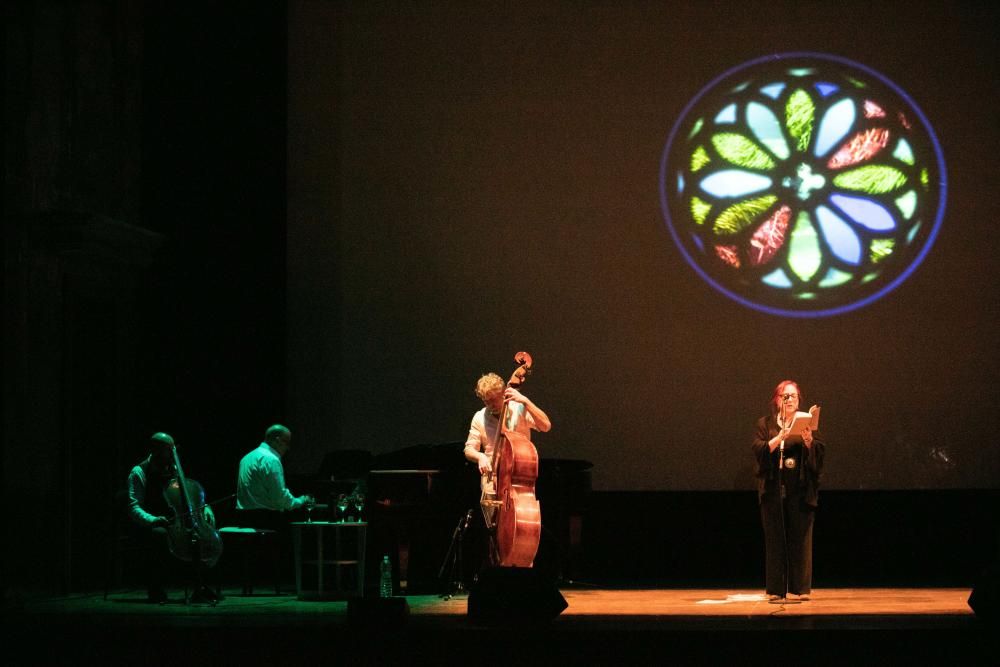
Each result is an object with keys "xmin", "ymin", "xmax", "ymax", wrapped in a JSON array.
[
  {"xmin": 827, "ymin": 128, "xmax": 890, "ymax": 169},
  {"xmin": 864, "ymin": 100, "xmax": 886, "ymax": 118},
  {"xmin": 715, "ymin": 245, "xmax": 740, "ymax": 268},
  {"xmin": 748, "ymin": 205, "xmax": 791, "ymax": 267}
]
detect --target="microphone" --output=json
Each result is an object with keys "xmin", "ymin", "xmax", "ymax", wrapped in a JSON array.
[{"xmin": 779, "ymin": 399, "xmax": 789, "ymax": 452}]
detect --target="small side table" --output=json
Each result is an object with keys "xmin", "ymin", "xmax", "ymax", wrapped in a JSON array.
[{"xmin": 291, "ymin": 521, "xmax": 366, "ymax": 600}]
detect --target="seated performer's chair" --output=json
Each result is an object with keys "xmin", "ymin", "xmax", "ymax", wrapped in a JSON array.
[
  {"xmin": 217, "ymin": 518, "xmax": 282, "ymax": 595},
  {"xmin": 104, "ymin": 489, "xmax": 152, "ymax": 600},
  {"xmin": 219, "ymin": 526, "xmax": 281, "ymax": 595}
]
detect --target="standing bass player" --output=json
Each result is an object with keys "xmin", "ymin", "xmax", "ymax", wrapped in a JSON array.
[{"xmin": 463, "ymin": 370, "xmax": 551, "ymax": 572}]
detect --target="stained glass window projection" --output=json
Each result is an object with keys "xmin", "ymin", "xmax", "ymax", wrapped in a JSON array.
[{"xmin": 658, "ymin": 53, "xmax": 946, "ymax": 317}]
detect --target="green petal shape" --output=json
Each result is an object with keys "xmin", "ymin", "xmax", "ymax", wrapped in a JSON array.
[
  {"xmin": 787, "ymin": 211, "xmax": 822, "ymax": 282},
  {"xmin": 920, "ymin": 168, "xmax": 929, "ymax": 188},
  {"xmin": 893, "ymin": 138, "xmax": 915, "ymax": 165},
  {"xmin": 895, "ymin": 190, "xmax": 917, "ymax": 220},
  {"xmin": 691, "ymin": 197, "xmax": 711, "ymax": 225},
  {"xmin": 712, "ymin": 195, "xmax": 777, "ymax": 236},
  {"xmin": 832, "ymin": 165, "xmax": 908, "ymax": 194},
  {"xmin": 688, "ymin": 118, "xmax": 705, "ymax": 140},
  {"xmin": 870, "ymin": 238, "xmax": 895, "ymax": 263},
  {"xmin": 819, "ymin": 267, "xmax": 853, "ymax": 287},
  {"xmin": 691, "ymin": 146, "xmax": 711, "ymax": 172},
  {"xmin": 712, "ymin": 133, "xmax": 775, "ymax": 170},
  {"xmin": 786, "ymin": 90, "xmax": 815, "ymax": 153}
]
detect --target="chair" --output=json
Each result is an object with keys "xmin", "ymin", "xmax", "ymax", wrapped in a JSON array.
[
  {"xmin": 104, "ymin": 489, "xmax": 152, "ymax": 600},
  {"xmin": 215, "ymin": 500, "xmax": 285, "ymax": 596}
]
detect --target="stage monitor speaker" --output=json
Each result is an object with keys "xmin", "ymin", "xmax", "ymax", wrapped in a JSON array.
[
  {"xmin": 969, "ymin": 563, "xmax": 999, "ymax": 621},
  {"xmin": 467, "ymin": 567, "xmax": 568, "ymax": 624},
  {"xmin": 348, "ymin": 596, "xmax": 410, "ymax": 625}
]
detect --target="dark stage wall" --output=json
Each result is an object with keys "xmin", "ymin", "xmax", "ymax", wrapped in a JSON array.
[
  {"xmin": 4, "ymin": 1, "xmax": 289, "ymax": 593},
  {"xmin": 4, "ymin": 1, "xmax": 998, "ymax": 596},
  {"xmin": 577, "ymin": 490, "xmax": 1000, "ymax": 588},
  {"xmin": 287, "ymin": 1, "xmax": 1000, "ymax": 491}
]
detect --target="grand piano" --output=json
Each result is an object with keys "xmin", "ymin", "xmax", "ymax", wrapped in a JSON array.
[{"xmin": 300, "ymin": 443, "xmax": 592, "ymax": 594}]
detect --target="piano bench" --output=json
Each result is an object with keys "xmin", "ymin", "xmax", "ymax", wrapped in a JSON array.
[{"xmin": 218, "ymin": 527, "xmax": 282, "ymax": 596}]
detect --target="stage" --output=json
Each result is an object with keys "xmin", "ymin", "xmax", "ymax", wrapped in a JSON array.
[{"xmin": 6, "ymin": 586, "xmax": 992, "ymax": 664}]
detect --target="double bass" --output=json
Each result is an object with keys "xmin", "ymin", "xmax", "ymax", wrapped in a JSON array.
[
  {"xmin": 481, "ymin": 351, "xmax": 541, "ymax": 567},
  {"xmin": 164, "ymin": 443, "xmax": 223, "ymax": 569}
]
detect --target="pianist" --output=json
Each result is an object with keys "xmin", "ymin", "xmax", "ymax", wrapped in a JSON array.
[{"xmin": 236, "ymin": 424, "xmax": 315, "ymax": 530}]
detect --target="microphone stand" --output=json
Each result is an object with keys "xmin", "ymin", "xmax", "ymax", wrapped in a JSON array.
[
  {"xmin": 770, "ymin": 407, "xmax": 801, "ymax": 605},
  {"xmin": 438, "ymin": 509, "xmax": 473, "ymax": 600}
]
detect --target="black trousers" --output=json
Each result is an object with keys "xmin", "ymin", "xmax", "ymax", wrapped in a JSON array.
[
  {"xmin": 760, "ymin": 477, "xmax": 815, "ymax": 596},
  {"xmin": 138, "ymin": 525, "xmax": 171, "ymax": 595},
  {"xmin": 135, "ymin": 524, "xmax": 222, "ymax": 596}
]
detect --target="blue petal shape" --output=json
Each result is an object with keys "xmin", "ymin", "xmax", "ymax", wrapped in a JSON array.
[
  {"xmin": 815, "ymin": 205, "xmax": 862, "ymax": 265},
  {"xmin": 747, "ymin": 102, "xmax": 790, "ymax": 159},
  {"xmin": 760, "ymin": 83, "xmax": 785, "ymax": 99},
  {"xmin": 814, "ymin": 98, "xmax": 856, "ymax": 157},
  {"xmin": 715, "ymin": 103, "xmax": 737, "ymax": 124},
  {"xmin": 830, "ymin": 194, "xmax": 896, "ymax": 231},
  {"xmin": 699, "ymin": 170, "xmax": 773, "ymax": 198},
  {"xmin": 762, "ymin": 268, "xmax": 793, "ymax": 288},
  {"xmin": 815, "ymin": 82, "xmax": 839, "ymax": 97}
]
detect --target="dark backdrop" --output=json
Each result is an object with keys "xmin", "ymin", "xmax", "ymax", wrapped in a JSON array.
[
  {"xmin": 136, "ymin": 1, "xmax": 288, "ymax": 497},
  {"xmin": 4, "ymin": 0, "xmax": 998, "ymax": 595},
  {"xmin": 4, "ymin": 1, "xmax": 289, "ymax": 592},
  {"xmin": 286, "ymin": 1, "xmax": 1000, "ymax": 490}
]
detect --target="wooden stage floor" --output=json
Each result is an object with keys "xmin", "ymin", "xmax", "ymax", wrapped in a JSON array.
[
  {"xmin": 426, "ymin": 586, "xmax": 975, "ymax": 618},
  {"xmin": 5, "ymin": 586, "xmax": 995, "ymax": 664}
]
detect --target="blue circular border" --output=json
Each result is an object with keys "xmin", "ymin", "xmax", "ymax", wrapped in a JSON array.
[{"xmin": 658, "ymin": 52, "xmax": 948, "ymax": 318}]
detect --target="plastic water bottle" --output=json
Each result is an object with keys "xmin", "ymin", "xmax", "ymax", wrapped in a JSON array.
[{"xmin": 380, "ymin": 555, "xmax": 392, "ymax": 598}]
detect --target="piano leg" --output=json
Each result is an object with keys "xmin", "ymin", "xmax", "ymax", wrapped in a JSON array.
[{"xmin": 398, "ymin": 535, "xmax": 410, "ymax": 593}]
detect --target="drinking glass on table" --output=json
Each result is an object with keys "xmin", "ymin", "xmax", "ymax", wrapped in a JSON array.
[
  {"xmin": 351, "ymin": 493, "xmax": 365, "ymax": 522},
  {"xmin": 336, "ymin": 494, "xmax": 349, "ymax": 523}
]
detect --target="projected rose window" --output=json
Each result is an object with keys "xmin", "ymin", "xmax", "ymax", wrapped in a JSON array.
[{"xmin": 659, "ymin": 53, "xmax": 946, "ymax": 317}]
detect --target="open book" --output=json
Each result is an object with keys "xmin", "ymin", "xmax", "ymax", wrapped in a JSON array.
[{"xmin": 784, "ymin": 405, "xmax": 821, "ymax": 437}]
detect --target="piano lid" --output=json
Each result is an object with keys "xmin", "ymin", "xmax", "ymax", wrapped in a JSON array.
[
  {"xmin": 367, "ymin": 442, "xmax": 464, "ymax": 508},
  {"xmin": 370, "ymin": 442, "xmax": 466, "ymax": 473},
  {"xmin": 318, "ymin": 449, "xmax": 374, "ymax": 480}
]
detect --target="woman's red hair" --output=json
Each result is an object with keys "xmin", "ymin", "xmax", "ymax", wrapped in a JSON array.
[{"xmin": 770, "ymin": 379, "xmax": 803, "ymax": 416}]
